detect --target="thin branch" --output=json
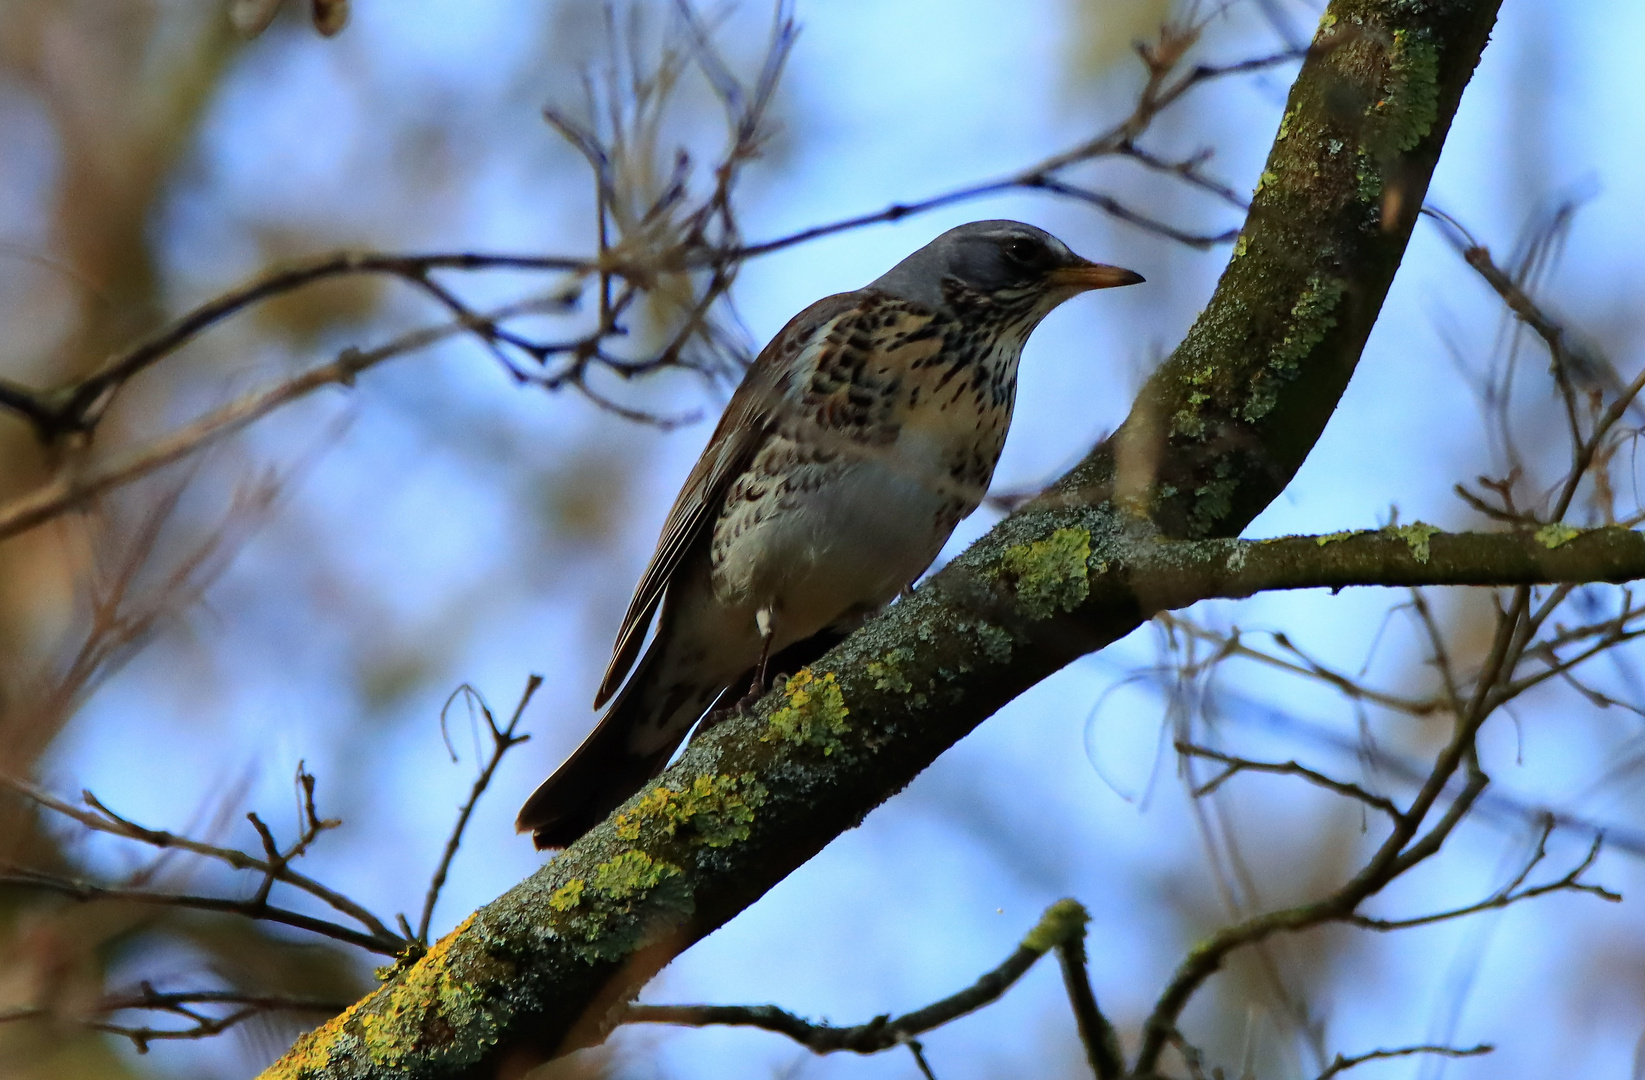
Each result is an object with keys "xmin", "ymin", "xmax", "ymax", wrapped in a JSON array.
[
  {"xmin": 0, "ymin": 294, "xmax": 569, "ymax": 542},
  {"xmin": 1133, "ymin": 577, "xmax": 1535, "ymax": 1074},
  {"xmin": 1313, "ymin": 1043, "xmax": 1492, "ymax": 1080},
  {"xmin": 622, "ymin": 899, "xmax": 1092, "ymax": 1057},
  {"xmin": 415, "ymin": 675, "xmax": 542, "ymax": 945},
  {"xmin": 0, "ymin": 251, "xmax": 588, "ymax": 442},
  {"xmin": 1054, "ymin": 923, "xmax": 1124, "ymax": 1080},
  {"xmin": 0, "ymin": 867, "xmax": 396, "ymax": 954},
  {"xmin": 1159, "ymin": 616, "xmax": 1441, "ymax": 717},
  {"xmin": 1176, "ymin": 741, "xmax": 1403, "ymax": 819},
  {"xmin": 730, "ymin": 38, "xmax": 1305, "ymax": 261},
  {"xmin": 1349, "ymin": 831, "xmax": 1620, "ymax": 931},
  {"xmin": 0, "ymin": 985, "xmax": 348, "ymax": 1054},
  {"xmin": 1, "ymin": 771, "xmax": 408, "ymax": 954}
]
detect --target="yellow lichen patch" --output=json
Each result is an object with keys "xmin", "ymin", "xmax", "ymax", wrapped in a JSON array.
[
  {"xmin": 549, "ymin": 879, "xmax": 585, "ymax": 911},
  {"xmin": 763, "ymin": 669, "xmax": 851, "ymax": 754},
  {"xmin": 353, "ymin": 912, "xmax": 512, "ymax": 1068},
  {"xmin": 613, "ymin": 773, "xmax": 767, "ymax": 848},
  {"xmin": 1020, "ymin": 898, "xmax": 1090, "ymax": 954},
  {"xmin": 1000, "ymin": 527, "xmax": 1092, "ymax": 618},
  {"xmin": 1387, "ymin": 521, "xmax": 1441, "ymax": 564},
  {"xmin": 1535, "ymin": 522, "xmax": 1582, "ymax": 550},
  {"xmin": 547, "ymin": 850, "xmax": 687, "ymax": 953},
  {"xmin": 257, "ymin": 989, "xmax": 377, "ymax": 1079},
  {"xmin": 1315, "ymin": 530, "xmax": 1359, "ymax": 547},
  {"xmin": 591, "ymin": 850, "xmax": 680, "ymax": 898}
]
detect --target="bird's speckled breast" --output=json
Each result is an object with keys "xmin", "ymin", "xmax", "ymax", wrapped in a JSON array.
[{"xmin": 707, "ymin": 294, "xmax": 1030, "ymax": 643}]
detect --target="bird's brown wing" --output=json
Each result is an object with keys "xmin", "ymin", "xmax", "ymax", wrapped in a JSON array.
[{"xmin": 594, "ymin": 290, "xmax": 865, "ymax": 707}]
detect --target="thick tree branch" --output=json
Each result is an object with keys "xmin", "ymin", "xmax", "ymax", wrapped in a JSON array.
[{"xmin": 259, "ymin": 2, "xmax": 1509, "ymax": 1076}]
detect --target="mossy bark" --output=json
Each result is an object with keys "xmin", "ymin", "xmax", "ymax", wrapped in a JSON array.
[{"xmin": 259, "ymin": 2, "xmax": 1510, "ymax": 1076}]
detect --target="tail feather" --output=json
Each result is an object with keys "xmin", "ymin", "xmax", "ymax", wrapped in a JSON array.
[
  {"xmin": 515, "ymin": 708, "xmax": 677, "ymax": 849},
  {"xmin": 516, "ymin": 640, "xmax": 704, "ymax": 850},
  {"xmin": 518, "ymin": 625, "xmax": 857, "ymax": 850}
]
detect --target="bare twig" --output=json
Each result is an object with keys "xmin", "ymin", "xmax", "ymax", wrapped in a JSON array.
[
  {"xmin": 1176, "ymin": 741, "xmax": 1403, "ymax": 819},
  {"xmin": 624, "ymin": 899, "xmax": 1101, "ymax": 1062},
  {"xmin": 0, "ymin": 251, "xmax": 587, "ymax": 443},
  {"xmin": 1, "ymin": 769, "xmax": 408, "ymax": 955},
  {"xmin": 1054, "ymin": 920, "xmax": 1124, "ymax": 1080},
  {"xmin": 1313, "ymin": 1042, "xmax": 1492, "ymax": 1079},
  {"xmin": 733, "ymin": 38, "xmax": 1305, "ymax": 263},
  {"xmin": 415, "ymin": 675, "xmax": 543, "ymax": 945},
  {"xmin": 0, "ymin": 866, "xmax": 395, "ymax": 954},
  {"xmin": 1348, "ymin": 829, "xmax": 1619, "ymax": 931},
  {"xmin": 0, "ymin": 293, "xmax": 568, "ymax": 542},
  {"xmin": 0, "ymin": 984, "xmax": 348, "ymax": 1053}
]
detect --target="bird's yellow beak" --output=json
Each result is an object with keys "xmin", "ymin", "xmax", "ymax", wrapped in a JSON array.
[{"xmin": 1046, "ymin": 261, "xmax": 1146, "ymax": 291}]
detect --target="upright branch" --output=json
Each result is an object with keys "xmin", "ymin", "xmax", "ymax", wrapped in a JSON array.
[{"xmin": 415, "ymin": 676, "xmax": 543, "ymax": 946}]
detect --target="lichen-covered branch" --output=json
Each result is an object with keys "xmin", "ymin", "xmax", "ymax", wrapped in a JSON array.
[
  {"xmin": 258, "ymin": 2, "xmax": 1509, "ymax": 1076},
  {"xmin": 1115, "ymin": 524, "xmax": 1645, "ymax": 608}
]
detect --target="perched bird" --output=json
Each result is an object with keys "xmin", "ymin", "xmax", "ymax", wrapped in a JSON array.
[{"xmin": 517, "ymin": 220, "xmax": 1142, "ymax": 848}]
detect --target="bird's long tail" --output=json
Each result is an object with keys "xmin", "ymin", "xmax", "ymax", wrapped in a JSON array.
[
  {"xmin": 515, "ymin": 642, "xmax": 720, "ymax": 850},
  {"xmin": 516, "ymin": 624, "xmax": 853, "ymax": 850}
]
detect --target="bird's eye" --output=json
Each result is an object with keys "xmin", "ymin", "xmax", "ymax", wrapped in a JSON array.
[{"xmin": 1002, "ymin": 238, "xmax": 1043, "ymax": 266}]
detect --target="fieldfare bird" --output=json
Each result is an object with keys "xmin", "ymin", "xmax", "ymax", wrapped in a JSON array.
[{"xmin": 517, "ymin": 220, "xmax": 1143, "ymax": 848}]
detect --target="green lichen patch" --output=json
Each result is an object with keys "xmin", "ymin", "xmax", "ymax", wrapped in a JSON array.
[
  {"xmin": 763, "ymin": 669, "xmax": 851, "ymax": 754},
  {"xmin": 867, "ymin": 647, "xmax": 915, "ymax": 693},
  {"xmin": 1535, "ymin": 522, "xmax": 1582, "ymax": 549},
  {"xmin": 1352, "ymin": 27, "xmax": 1441, "ymax": 207},
  {"xmin": 1000, "ymin": 527, "xmax": 1092, "ymax": 618},
  {"xmin": 1387, "ymin": 521, "xmax": 1441, "ymax": 563},
  {"xmin": 614, "ymin": 773, "xmax": 768, "ymax": 848},
  {"xmin": 1315, "ymin": 530, "xmax": 1359, "ymax": 547},
  {"xmin": 1373, "ymin": 29, "xmax": 1441, "ymax": 155},
  {"xmin": 1241, "ymin": 275, "xmax": 1348, "ymax": 424},
  {"xmin": 972, "ymin": 622, "xmax": 1015, "ymax": 666},
  {"xmin": 1189, "ymin": 465, "xmax": 1239, "ymax": 539},
  {"xmin": 1354, "ymin": 149, "xmax": 1383, "ymax": 204},
  {"xmin": 1020, "ymin": 898, "xmax": 1090, "ymax": 954}
]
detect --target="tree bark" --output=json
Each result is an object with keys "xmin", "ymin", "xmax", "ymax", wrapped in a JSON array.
[{"xmin": 259, "ymin": 2, "xmax": 1510, "ymax": 1076}]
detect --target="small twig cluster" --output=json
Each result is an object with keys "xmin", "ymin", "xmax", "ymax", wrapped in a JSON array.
[
  {"xmin": 0, "ymin": 7, "xmax": 1296, "ymax": 549},
  {"xmin": 0, "ymin": 676, "xmax": 541, "ymax": 1048},
  {"xmin": 1122, "ymin": 203, "xmax": 1643, "ymax": 1076},
  {"xmin": 0, "ymin": 984, "xmax": 347, "ymax": 1054}
]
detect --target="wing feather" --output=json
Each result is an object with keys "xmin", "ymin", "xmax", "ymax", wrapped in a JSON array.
[{"xmin": 594, "ymin": 290, "xmax": 865, "ymax": 706}]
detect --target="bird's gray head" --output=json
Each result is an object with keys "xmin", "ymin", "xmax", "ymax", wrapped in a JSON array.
[{"xmin": 868, "ymin": 220, "xmax": 1144, "ymax": 316}]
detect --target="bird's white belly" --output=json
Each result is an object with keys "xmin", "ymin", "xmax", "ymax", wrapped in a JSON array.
[{"xmin": 711, "ymin": 451, "xmax": 962, "ymax": 651}]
